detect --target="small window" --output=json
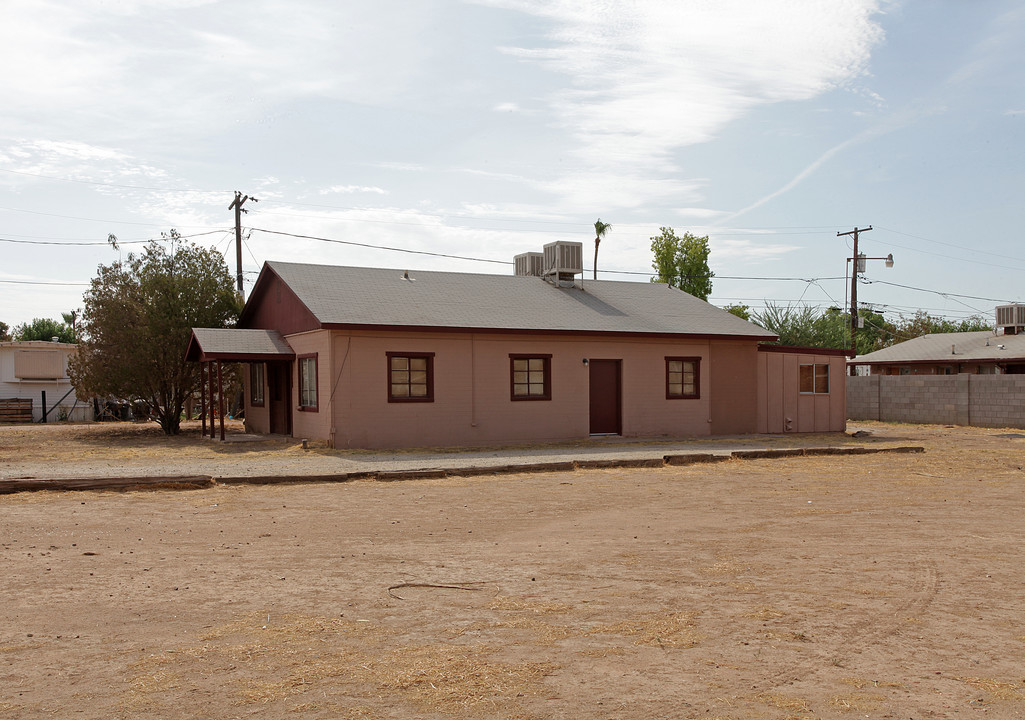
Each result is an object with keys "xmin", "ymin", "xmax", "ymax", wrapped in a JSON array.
[
  {"xmin": 510, "ymin": 354, "xmax": 551, "ymax": 401},
  {"xmin": 250, "ymin": 363, "xmax": 265, "ymax": 407},
  {"xmin": 298, "ymin": 355, "xmax": 318, "ymax": 410},
  {"xmin": 799, "ymin": 363, "xmax": 830, "ymax": 394},
  {"xmin": 666, "ymin": 357, "xmax": 700, "ymax": 399},
  {"xmin": 388, "ymin": 352, "xmax": 434, "ymax": 402}
]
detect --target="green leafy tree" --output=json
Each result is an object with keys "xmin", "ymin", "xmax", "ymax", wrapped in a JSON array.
[
  {"xmin": 722, "ymin": 303, "xmax": 751, "ymax": 321},
  {"xmin": 592, "ymin": 218, "xmax": 612, "ymax": 280},
  {"xmin": 62, "ymin": 310, "xmax": 79, "ymax": 341},
  {"xmin": 69, "ymin": 231, "xmax": 242, "ymax": 435},
  {"xmin": 0, "ymin": 321, "xmax": 10, "ymax": 342},
  {"xmin": 753, "ymin": 303, "xmax": 892, "ymax": 355},
  {"xmin": 893, "ymin": 310, "xmax": 991, "ymax": 339},
  {"xmin": 650, "ymin": 227, "xmax": 714, "ymax": 300},
  {"xmin": 13, "ymin": 316, "xmax": 76, "ymax": 343}
]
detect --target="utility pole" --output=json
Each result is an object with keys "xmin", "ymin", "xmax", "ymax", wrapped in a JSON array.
[
  {"xmin": 838, "ymin": 225, "xmax": 872, "ymax": 375},
  {"xmin": 228, "ymin": 191, "xmax": 257, "ymax": 297}
]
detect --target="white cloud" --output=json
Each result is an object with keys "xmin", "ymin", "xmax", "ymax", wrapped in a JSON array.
[
  {"xmin": 321, "ymin": 185, "xmax": 389, "ymax": 196},
  {"xmin": 474, "ymin": 0, "xmax": 884, "ymax": 209},
  {"xmin": 0, "ymin": 0, "xmax": 441, "ymax": 142}
]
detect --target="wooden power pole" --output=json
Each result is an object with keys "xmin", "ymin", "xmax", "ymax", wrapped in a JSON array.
[
  {"xmin": 228, "ymin": 191, "xmax": 257, "ymax": 297},
  {"xmin": 837, "ymin": 225, "xmax": 872, "ymax": 374}
]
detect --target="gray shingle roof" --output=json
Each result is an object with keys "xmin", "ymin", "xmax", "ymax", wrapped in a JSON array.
[
  {"xmin": 853, "ymin": 330, "xmax": 1025, "ymax": 364},
  {"xmin": 266, "ymin": 261, "xmax": 776, "ymax": 339},
  {"xmin": 186, "ymin": 328, "xmax": 294, "ymax": 361}
]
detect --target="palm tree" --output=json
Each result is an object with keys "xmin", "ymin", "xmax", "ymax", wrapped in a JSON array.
[{"xmin": 593, "ymin": 219, "xmax": 612, "ymax": 280}]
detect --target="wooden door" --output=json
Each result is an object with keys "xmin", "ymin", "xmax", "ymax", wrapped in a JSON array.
[
  {"xmin": 588, "ymin": 359, "xmax": 621, "ymax": 435},
  {"xmin": 268, "ymin": 362, "xmax": 292, "ymax": 436}
]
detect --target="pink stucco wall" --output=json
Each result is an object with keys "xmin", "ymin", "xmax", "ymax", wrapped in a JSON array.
[
  {"xmin": 242, "ymin": 328, "xmax": 766, "ymax": 448},
  {"xmin": 241, "ymin": 331, "xmax": 849, "ymax": 446},
  {"xmin": 283, "ymin": 330, "xmax": 334, "ymax": 442},
  {"xmin": 327, "ymin": 330, "xmax": 723, "ymax": 448}
]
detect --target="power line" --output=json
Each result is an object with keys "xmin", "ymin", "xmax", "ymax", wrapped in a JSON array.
[
  {"xmin": 0, "ymin": 229, "xmax": 229, "ymax": 246},
  {"xmin": 0, "ymin": 278, "xmax": 89, "ymax": 286},
  {"xmin": 249, "ymin": 227, "xmax": 514, "ymax": 265},
  {"xmin": 861, "ymin": 276, "xmax": 1017, "ymax": 304}
]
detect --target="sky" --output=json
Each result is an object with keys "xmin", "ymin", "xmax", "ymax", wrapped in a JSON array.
[{"xmin": 2, "ymin": 0, "xmax": 1023, "ymax": 332}]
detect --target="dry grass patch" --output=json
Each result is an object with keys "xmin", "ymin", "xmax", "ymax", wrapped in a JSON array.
[
  {"xmin": 748, "ymin": 606, "xmax": 785, "ymax": 621},
  {"xmin": 118, "ymin": 610, "xmax": 559, "ymax": 716},
  {"xmin": 487, "ymin": 595, "xmax": 573, "ymax": 615},
  {"xmin": 588, "ymin": 610, "xmax": 699, "ymax": 648},
  {"xmin": 840, "ymin": 676, "xmax": 904, "ymax": 690},
  {"xmin": 378, "ymin": 644, "xmax": 558, "ymax": 711},
  {"xmin": 956, "ymin": 676, "xmax": 1025, "ymax": 701},
  {"xmin": 829, "ymin": 691, "xmax": 886, "ymax": 711},
  {"xmin": 755, "ymin": 692, "xmax": 810, "ymax": 712}
]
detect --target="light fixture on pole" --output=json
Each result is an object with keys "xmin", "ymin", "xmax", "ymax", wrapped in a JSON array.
[{"xmin": 839, "ymin": 226, "xmax": 893, "ymax": 375}]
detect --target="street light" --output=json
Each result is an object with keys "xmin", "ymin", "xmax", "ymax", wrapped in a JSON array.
[{"xmin": 839, "ymin": 226, "xmax": 894, "ymax": 375}]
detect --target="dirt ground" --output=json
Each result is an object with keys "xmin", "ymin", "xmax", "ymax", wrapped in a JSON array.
[{"xmin": 1, "ymin": 422, "xmax": 1024, "ymax": 719}]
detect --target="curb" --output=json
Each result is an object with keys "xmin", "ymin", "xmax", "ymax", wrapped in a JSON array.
[{"xmin": 0, "ymin": 445, "xmax": 926, "ymax": 495}]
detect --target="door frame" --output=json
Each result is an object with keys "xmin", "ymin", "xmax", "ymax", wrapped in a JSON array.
[
  {"xmin": 588, "ymin": 358, "xmax": 622, "ymax": 435},
  {"xmin": 267, "ymin": 361, "xmax": 292, "ymax": 436}
]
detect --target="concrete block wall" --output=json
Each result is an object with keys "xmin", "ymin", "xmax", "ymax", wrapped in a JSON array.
[
  {"xmin": 848, "ymin": 374, "xmax": 1025, "ymax": 428},
  {"xmin": 846, "ymin": 375, "xmax": 879, "ymax": 420},
  {"xmin": 968, "ymin": 375, "xmax": 1025, "ymax": 427}
]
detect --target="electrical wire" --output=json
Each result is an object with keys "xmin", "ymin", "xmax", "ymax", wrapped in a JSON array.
[
  {"xmin": 249, "ymin": 227, "xmax": 513, "ymax": 265},
  {"xmin": 0, "ymin": 229, "xmax": 230, "ymax": 246}
]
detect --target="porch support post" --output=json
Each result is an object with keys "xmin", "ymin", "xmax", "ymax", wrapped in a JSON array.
[
  {"xmin": 200, "ymin": 362, "xmax": 207, "ymax": 437},
  {"xmin": 208, "ymin": 360, "xmax": 216, "ymax": 437},
  {"xmin": 217, "ymin": 360, "xmax": 225, "ymax": 442}
]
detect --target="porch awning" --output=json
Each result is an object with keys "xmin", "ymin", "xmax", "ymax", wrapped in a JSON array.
[{"xmin": 185, "ymin": 328, "xmax": 295, "ymax": 362}]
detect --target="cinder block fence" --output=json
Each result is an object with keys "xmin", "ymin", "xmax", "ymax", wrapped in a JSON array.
[{"xmin": 848, "ymin": 374, "xmax": 1025, "ymax": 428}]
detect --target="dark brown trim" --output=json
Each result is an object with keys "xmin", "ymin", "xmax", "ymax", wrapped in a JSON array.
[
  {"xmin": 759, "ymin": 344, "xmax": 850, "ymax": 356},
  {"xmin": 665, "ymin": 356, "xmax": 701, "ymax": 399},
  {"xmin": 193, "ymin": 351, "xmax": 295, "ymax": 362},
  {"xmin": 321, "ymin": 321, "xmax": 774, "ymax": 342},
  {"xmin": 297, "ymin": 353, "xmax": 319, "ymax": 411},
  {"xmin": 386, "ymin": 352, "xmax": 435, "ymax": 403},
  {"xmin": 509, "ymin": 353, "xmax": 552, "ymax": 401}
]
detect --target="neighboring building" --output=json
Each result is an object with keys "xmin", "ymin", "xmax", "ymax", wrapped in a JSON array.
[
  {"xmin": 851, "ymin": 304, "xmax": 1025, "ymax": 376},
  {"xmin": 187, "ymin": 242, "xmax": 848, "ymax": 448},
  {"xmin": 0, "ymin": 341, "xmax": 91, "ymax": 422}
]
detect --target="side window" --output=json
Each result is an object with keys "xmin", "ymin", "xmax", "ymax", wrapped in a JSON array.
[
  {"xmin": 388, "ymin": 353, "xmax": 435, "ymax": 402},
  {"xmin": 666, "ymin": 357, "xmax": 700, "ymax": 399},
  {"xmin": 298, "ymin": 355, "xmax": 318, "ymax": 410},
  {"xmin": 799, "ymin": 363, "xmax": 830, "ymax": 394},
  {"xmin": 250, "ymin": 363, "xmax": 265, "ymax": 406},
  {"xmin": 510, "ymin": 355, "xmax": 552, "ymax": 401}
]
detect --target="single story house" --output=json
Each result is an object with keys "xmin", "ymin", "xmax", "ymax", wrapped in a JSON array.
[
  {"xmin": 851, "ymin": 304, "xmax": 1025, "ymax": 375},
  {"xmin": 0, "ymin": 340, "xmax": 91, "ymax": 422},
  {"xmin": 187, "ymin": 242, "xmax": 847, "ymax": 447}
]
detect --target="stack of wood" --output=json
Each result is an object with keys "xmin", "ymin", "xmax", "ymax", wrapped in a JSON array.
[{"xmin": 0, "ymin": 398, "xmax": 33, "ymax": 423}]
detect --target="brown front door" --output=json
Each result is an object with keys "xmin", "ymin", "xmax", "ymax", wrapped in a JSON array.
[
  {"xmin": 588, "ymin": 359, "xmax": 621, "ymax": 435},
  {"xmin": 267, "ymin": 361, "xmax": 292, "ymax": 435}
]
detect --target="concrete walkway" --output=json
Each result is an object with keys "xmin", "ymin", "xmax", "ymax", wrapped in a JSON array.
[{"xmin": 0, "ymin": 428, "xmax": 923, "ymax": 494}]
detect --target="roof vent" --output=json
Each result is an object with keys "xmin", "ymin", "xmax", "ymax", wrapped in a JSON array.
[
  {"xmin": 996, "ymin": 304, "xmax": 1025, "ymax": 335},
  {"xmin": 542, "ymin": 241, "xmax": 584, "ymax": 288},
  {"xmin": 514, "ymin": 252, "xmax": 544, "ymax": 277}
]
